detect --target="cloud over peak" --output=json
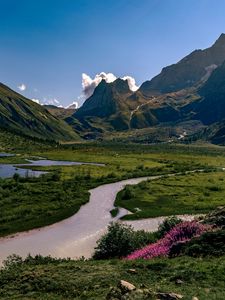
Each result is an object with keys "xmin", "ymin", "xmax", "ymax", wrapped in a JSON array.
[
  {"xmin": 82, "ymin": 72, "xmax": 139, "ymax": 99},
  {"xmin": 17, "ymin": 83, "xmax": 26, "ymax": 91}
]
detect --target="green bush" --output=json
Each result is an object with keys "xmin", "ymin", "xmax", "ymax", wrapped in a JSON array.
[
  {"xmin": 93, "ymin": 222, "xmax": 156, "ymax": 259},
  {"xmin": 158, "ymin": 216, "xmax": 182, "ymax": 238},
  {"xmin": 184, "ymin": 230, "xmax": 225, "ymax": 257},
  {"xmin": 169, "ymin": 230, "xmax": 225, "ymax": 257},
  {"xmin": 121, "ymin": 186, "xmax": 135, "ymax": 200}
]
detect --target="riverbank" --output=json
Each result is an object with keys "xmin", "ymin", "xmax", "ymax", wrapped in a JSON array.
[{"xmin": 0, "ymin": 174, "xmax": 200, "ymax": 265}]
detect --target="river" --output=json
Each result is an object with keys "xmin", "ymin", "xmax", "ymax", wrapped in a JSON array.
[{"xmin": 0, "ymin": 175, "xmax": 195, "ymax": 265}]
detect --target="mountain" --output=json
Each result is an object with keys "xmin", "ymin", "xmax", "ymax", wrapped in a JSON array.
[
  {"xmin": 129, "ymin": 89, "xmax": 200, "ymax": 129},
  {"xmin": 0, "ymin": 83, "xmax": 79, "ymax": 141},
  {"xmin": 69, "ymin": 34, "xmax": 225, "ymax": 140},
  {"xmin": 189, "ymin": 120, "xmax": 225, "ymax": 145},
  {"xmin": 139, "ymin": 34, "xmax": 225, "ymax": 96},
  {"xmin": 75, "ymin": 78, "xmax": 133, "ymax": 118},
  {"xmin": 44, "ymin": 105, "xmax": 76, "ymax": 120},
  {"xmin": 66, "ymin": 101, "xmax": 79, "ymax": 110},
  {"xmin": 193, "ymin": 61, "xmax": 225, "ymax": 124},
  {"xmin": 68, "ymin": 78, "xmax": 148, "ymax": 137}
]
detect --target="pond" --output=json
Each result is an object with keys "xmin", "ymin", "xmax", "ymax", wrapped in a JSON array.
[
  {"xmin": 0, "ymin": 156, "xmax": 105, "ymax": 178},
  {"xmin": 0, "ymin": 153, "xmax": 15, "ymax": 157}
]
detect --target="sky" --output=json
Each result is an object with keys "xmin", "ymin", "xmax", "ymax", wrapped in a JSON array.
[{"xmin": 0, "ymin": 0, "xmax": 225, "ymax": 107}]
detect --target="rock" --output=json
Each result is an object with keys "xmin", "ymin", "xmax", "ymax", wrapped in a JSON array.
[
  {"xmin": 157, "ymin": 292, "xmax": 183, "ymax": 299},
  {"xmin": 106, "ymin": 281, "xmax": 155, "ymax": 299},
  {"xmin": 119, "ymin": 280, "xmax": 136, "ymax": 293},
  {"xmin": 175, "ymin": 279, "xmax": 184, "ymax": 285},
  {"xmin": 127, "ymin": 269, "xmax": 137, "ymax": 274},
  {"xmin": 192, "ymin": 297, "xmax": 199, "ymax": 300}
]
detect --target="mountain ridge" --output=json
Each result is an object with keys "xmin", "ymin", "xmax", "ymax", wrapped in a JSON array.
[
  {"xmin": 0, "ymin": 83, "xmax": 79, "ymax": 141},
  {"xmin": 139, "ymin": 33, "xmax": 225, "ymax": 96}
]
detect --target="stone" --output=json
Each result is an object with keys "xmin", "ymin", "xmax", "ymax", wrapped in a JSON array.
[
  {"xmin": 127, "ymin": 269, "xmax": 137, "ymax": 274},
  {"xmin": 175, "ymin": 279, "xmax": 184, "ymax": 285},
  {"xmin": 157, "ymin": 292, "xmax": 183, "ymax": 300},
  {"xmin": 192, "ymin": 297, "xmax": 199, "ymax": 300},
  {"xmin": 119, "ymin": 280, "xmax": 136, "ymax": 293}
]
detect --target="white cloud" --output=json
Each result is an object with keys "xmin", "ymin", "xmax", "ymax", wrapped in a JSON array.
[
  {"xmin": 31, "ymin": 96, "xmax": 78, "ymax": 110},
  {"xmin": 82, "ymin": 72, "xmax": 117, "ymax": 99},
  {"xmin": 81, "ymin": 72, "xmax": 139, "ymax": 99},
  {"xmin": 43, "ymin": 98, "xmax": 60, "ymax": 106},
  {"xmin": 66, "ymin": 101, "xmax": 79, "ymax": 109},
  {"xmin": 121, "ymin": 76, "xmax": 139, "ymax": 92},
  {"xmin": 31, "ymin": 98, "xmax": 40, "ymax": 104},
  {"xmin": 18, "ymin": 83, "xmax": 26, "ymax": 91}
]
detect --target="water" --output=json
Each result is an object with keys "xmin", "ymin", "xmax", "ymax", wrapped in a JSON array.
[
  {"xmin": 0, "ymin": 164, "xmax": 47, "ymax": 178},
  {"xmin": 0, "ymin": 159, "xmax": 105, "ymax": 178},
  {"xmin": 0, "ymin": 175, "xmax": 195, "ymax": 264},
  {"xmin": 0, "ymin": 153, "xmax": 15, "ymax": 157}
]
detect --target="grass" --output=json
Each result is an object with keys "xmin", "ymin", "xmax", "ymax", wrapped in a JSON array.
[
  {"xmin": 0, "ymin": 141, "xmax": 225, "ymax": 299},
  {"xmin": 115, "ymin": 171, "xmax": 225, "ymax": 220},
  {"xmin": 0, "ymin": 255, "xmax": 224, "ymax": 299},
  {"xmin": 0, "ymin": 142, "xmax": 225, "ymax": 236},
  {"xmin": 0, "ymin": 174, "xmax": 91, "ymax": 237}
]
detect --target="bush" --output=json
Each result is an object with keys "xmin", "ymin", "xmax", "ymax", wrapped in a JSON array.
[
  {"xmin": 13, "ymin": 173, "xmax": 20, "ymax": 182},
  {"xmin": 184, "ymin": 230, "xmax": 225, "ymax": 257},
  {"xmin": 203, "ymin": 206, "xmax": 225, "ymax": 228},
  {"xmin": 158, "ymin": 216, "xmax": 182, "ymax": 238},
  {"xmin": 121, "ymin": 186, "xmax": 135, "ymax": 200},
  {"xmin": 2, "ymin": 254, "xmax": 23, "ymax": 270},
  {"xmin": 93, "ymin": 222, "xmax": 156, "ymax": 259},
  {"xmin": 126, "ymin": 221, "xmax": 211, "ymax": 260}
]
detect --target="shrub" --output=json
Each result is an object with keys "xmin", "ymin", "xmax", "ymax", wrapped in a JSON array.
[
  {"xmin": 126, "ymin": 221, "xmax": 211, "ymax": 260},
  {"xmin": 183, "ymin": 230, "xmax": 225, "ymax": 257},
  {"xmin": 2, "ymin": 254, "xmax": 23, "ymax": 270},
  {"xmin": 110, "ymin": 207, "xmax": 119, "ymax": 218},
  {"xmin": 203, "ymin": 206, "xmax": 225, "ymax": 228},
  {"xmin": 158, "ymin": 216, "xmax": 182, "ymax": 238},
  {"xmin": 121, "ymin": 186, "xmax": 135, "ymax": 200},
  {"xmin": 13, "ymin": 173, "xmax": 20, "ymax": 182},
  {"xmin": 93, "ymin": 222, "xmax": 156, "ymax": 259}
]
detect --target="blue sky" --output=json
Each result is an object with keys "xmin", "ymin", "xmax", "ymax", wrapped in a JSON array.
[{"xmin": 0, "ymin": 0, "xmax": 225, "ymax": 107}]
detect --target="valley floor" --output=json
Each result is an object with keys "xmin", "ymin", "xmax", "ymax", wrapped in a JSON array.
[
  {"xmin": 1, "ymin": 142, "xmax": 225, "ymax": 237},
  {"xmin": 0, "ymin": 141, "xmax": 225, "ymax": 299},
  {"xmin": 0, "ymin": 255, "xmax": 224, "ymax": 299}
]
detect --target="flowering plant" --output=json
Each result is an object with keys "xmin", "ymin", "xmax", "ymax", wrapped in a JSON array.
[{"xmin": 126, "ymin": 221, "xmax": 211, "ymax": 260}]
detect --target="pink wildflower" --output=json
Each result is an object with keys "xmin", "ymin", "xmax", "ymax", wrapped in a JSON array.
[{"xmin": 126, "ymin": 221, "xmax": 211, "ymax": 260}]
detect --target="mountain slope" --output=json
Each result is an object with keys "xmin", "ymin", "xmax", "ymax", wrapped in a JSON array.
[
  {"xmin": 66, "ymin": 33, "xmax": 225, "ymax": 143},
  {"xmin": 0, "ymin": 83, "xmax": 79, "ymax": 141},
  {"xmin": 68, "ymin": 78, "xmax": 148, "ymax": 136},
  {"xmin": 75, "ymin": 78, "xmax": 133, "ymax": 118},
  {"xmin": 44, "ymin": 105, "xmax": 76, "ymax": 120},
  {"xmin": 193, "ymin": 61, "xmax": 225, "ymax": 124},
  {"xmin": 139, "ymin": 33, "xmax": 225, "ymax": 96}
]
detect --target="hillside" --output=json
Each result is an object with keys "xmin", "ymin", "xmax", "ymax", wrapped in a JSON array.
[
  {"xmin": 139, "ymin": 33, "xmax": 225, "ymax": 96},
  {"xmin": 44, "ymin": 105, "xmax": 76, "ymax": 120},
  {"xmin": 69, "ymin": 34, "xmax": 225, "ymax": 141},
  {"xmin": 193, "ymin": 60, "xmax": 225, "ymax": 124},
  {"xmin": 67, "ymin": 78, "xmax": 148, "ymax": 137},
  {"xmin": 0, "ymin": 83, "xmax": 79, "ymax": 141},
  {"xmin": 0, "ymin": 255, "xmax": 224, "ymax": 300},
  {"xmin": 189, "ymin": 120, "xmax": 225, "ymax": 145}
]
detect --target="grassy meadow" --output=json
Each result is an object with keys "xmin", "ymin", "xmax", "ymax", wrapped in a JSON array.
[
  {"xmin": 0, "ymin": 255, "xmax": 224, "ymax": 299},
  {"xmin": 1, "ymin": 142, "xmax": 225, "ymax": 236},
  {"xmin": 115, "ymin": 171, "xmax": 225, "ymax": 219}
]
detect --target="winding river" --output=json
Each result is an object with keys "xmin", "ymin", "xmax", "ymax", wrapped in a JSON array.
[{"xmin": 0, "ymin": 175, "xmax": 195, "ymax": 265}]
